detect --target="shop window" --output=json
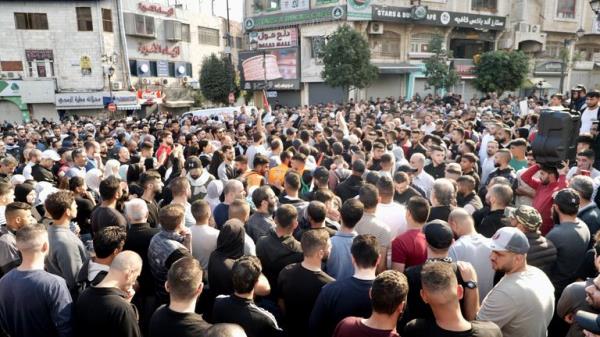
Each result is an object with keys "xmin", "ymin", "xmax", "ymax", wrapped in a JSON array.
[
  {"xmin": 450, "ymin": 39, "xmax": 493, "ymax": 59},
  {"xmin": 102, "ymin": 9, "xmax": 113, "ymax": 32},
  {"xmin": 198, "ymin": 27, "xmax": 220, "ymax": 46},
  {"xmin": 252, "ymin": 0, "xmax": 280, "ymax": 13},
  {"xmin": 182, "ymin": 24, "xmax": 190, "ymax": 42},
  {"xmin": 471, "ymin": 0, "xmax": 497, "ymax": 12},
  {"xmin": 76, "ymin": 7, "xmax": 93, "ymax": 31},
  {"xmin": 14, "ymin": 13, "xmax": 48, "ymax": 30},
  {"xmin": 370, "ymin": 32, "xmax": 401, "ymax": 58},
  {"xmin": 557, "ymin": 0, "xmax": 576, "ymax": 19},
  {"xmin": 27, "ymin": 60, "xmax": 54, "ymax": 78}
]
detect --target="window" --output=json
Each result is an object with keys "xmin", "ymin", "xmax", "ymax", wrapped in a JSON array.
[
  {"xmin": 76, "ymin": 7, "xmax": 93, "ymax": 31},
  {"xmin": 370, "ymin": 32, "xmax": 401, "ymax": 58},
  {"xmin": 102, "ymin": 9, "xmax": 113, "ymax": 32},
  {"xmin": 253, "ymin": 0, "xmax": 280, "ymax": 12},
  {"xmin": 542, "ymin": 43, "xmax": 562, "ymax": 59},
  {"xmin": 557, "ymin": 0, "xmax": 576, "ymax": 19},
  {"xmin": 198, "ymin": 27, "xmax": 219, "ymax": 46},
  {"xmin": 311, "ymin": 36, "xmax": 326, "ymax": 59},
  {"xmin": 125, "ymin": 13, "xmax": 155, "ymax": 37},
  {"xmin": 182, "ymin": 24, "xmax": 190, "ymax": 42},
  {"xmin": 410, "ymin": 34, "xmax": 434, "ymax": 55},
  {"xmin": 14, "ymin": 13, "xmax": 48, "ymax": 30},
  {"xmin": 27, "ymin": 60, "xmax": 54, "ymax": 78},
  {"xmin": 235, "ymin": 37, "xmax": 243, "ymax": 49},
  {"xmin": 471, "ymin": 0, "xmax": 497, "ymax": 11}
]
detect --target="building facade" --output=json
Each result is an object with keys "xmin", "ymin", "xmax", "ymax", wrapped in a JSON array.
[
  {"xmin": 242, "ymin": 0, "xmax": 600, "ymax": 106},
  {"xmin": 0, "ymin": 0, "xmax": 243, "ymax": 122}
]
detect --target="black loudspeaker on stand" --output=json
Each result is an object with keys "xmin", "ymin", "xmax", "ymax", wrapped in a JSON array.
[{"xmin": 531, "ymin": 108, "xmax": 581, "ymax": 168}]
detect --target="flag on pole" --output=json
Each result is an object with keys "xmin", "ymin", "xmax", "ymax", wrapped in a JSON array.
[{"xmin": 262, "ymin": 89, "xmax": 270, "ymax": 111}]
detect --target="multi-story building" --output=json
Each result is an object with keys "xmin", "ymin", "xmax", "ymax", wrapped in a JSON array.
[
  {"xmin": 242, "ymin": 0, "xmax": 600, "ymax": 105},
  {"xmin": 0, "ymin": 0, "xmax": 243, "ymax": 122}
]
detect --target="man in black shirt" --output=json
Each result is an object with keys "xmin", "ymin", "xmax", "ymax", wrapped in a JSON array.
[
  {"xmin": 213, "ymin": 256, "xmax": 283, "ymax": 337},
  {"xmin": 404, "ymin": 262, "xmax": 501, "ymax": 337},
  {"xmin": 256, "ymin": 204, "xmax": 303, "ymax": 297},
  {"xmin": 139, "ymin": 170, "xmax": 162, "ymax": 228},
  {"xmin": 393, "ymin": 171, "xmax": 422, "ymax": 206},
  {"xmin": 335, "ymin": 160, "xmax": 366, "ymax": 203},
  {"xmin": 473, "ymin": 184, "xmax": 512, "ymax": 238},
  {"xmin": 150, "ymin": 257, "xmax": 211, "ymax": 337},
  {"xmin": 278, "ymin": 229, "xmax": 334, "ymax": 337},
  {"xmin": 90, "ymin": 175, "xmax": 127, "ymax": 235},
  {"xmin": 424, "ymin": 145, "xmax": 447, "ymax": 180},
  {"xmin": 74, "ymin": 251, "xmax": 142, "ymax": 337}
]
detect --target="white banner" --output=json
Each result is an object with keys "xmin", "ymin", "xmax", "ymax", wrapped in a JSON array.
[{"xmin": 249, "ymin": 28, "xmax": 298, "ymax": 49}]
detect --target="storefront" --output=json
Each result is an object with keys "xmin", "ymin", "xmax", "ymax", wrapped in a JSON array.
[{"xmin": 55, "ymin": 92, "xmax": 105, "ymax": 118}]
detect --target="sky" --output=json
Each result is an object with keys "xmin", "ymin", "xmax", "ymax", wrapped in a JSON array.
[{"xmin": 211, "ymin": 0, "xmax": 244, "ymax": 22}]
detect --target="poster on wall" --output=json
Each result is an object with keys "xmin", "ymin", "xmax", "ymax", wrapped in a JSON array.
[
  {"xmin": 248, "ymin": 28, "xmax": 298, "ymax": 49},
  {"xmin": 280, "ymin": 0, "xmax": 309, "ymax": 12},
  {"xmin": 239, "ymin": 48, "xmax": 299, "ymax": 90},
  {"xmin": 347, "ymin": 0, "xmax": 373, "ymax": 21}
]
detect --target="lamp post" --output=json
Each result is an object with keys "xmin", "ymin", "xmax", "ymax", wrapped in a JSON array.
[{"xmin": 107, "ymin": 66, "xmax": 115, "ymax": 102}]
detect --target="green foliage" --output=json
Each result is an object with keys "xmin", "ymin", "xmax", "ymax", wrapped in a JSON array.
[
  {"xmin": 319, "ymin": 25, "xmax": 378, "ymax": 101},
  {"xmin": 200, "ymin": 54, "xmax": 238, "ymax": 105},
  {"xmin": 473, "ymin": 50, "xmax": 529, "ymax": 95},
  {"xmin": 423, "ymin": 34, "xmax": 459, "ymax": 94}
]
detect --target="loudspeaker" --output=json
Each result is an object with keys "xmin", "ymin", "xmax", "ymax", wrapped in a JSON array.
[{"xmin": 531, "ymin": 109, "xmax": 581, "ymax": 166}]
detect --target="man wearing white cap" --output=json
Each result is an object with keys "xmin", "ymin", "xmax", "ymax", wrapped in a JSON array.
[
  {"xmin": 477, "ymin": 227, "xmax": 555, "ymax": 337},
  {"xmin": 31, "ymin": 150, "xmax": 60, "ymax": 186}
]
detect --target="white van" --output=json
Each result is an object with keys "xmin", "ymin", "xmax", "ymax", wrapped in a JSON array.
[{"xmin": 180, "ymin": 106, "xmax": 258, "ymax": 122}]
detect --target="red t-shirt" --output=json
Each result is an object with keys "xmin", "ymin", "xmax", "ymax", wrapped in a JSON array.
[
  {"xmin": 156, "ymin": 144, "xmax": 172, "ymax": 161},
  {"xmin": 391, "ymin": 228, "xmax": 427, "ymax": 268},
  {"xmin": 333, "ymin": 317, "xmax": 400, "ymax": 337}
]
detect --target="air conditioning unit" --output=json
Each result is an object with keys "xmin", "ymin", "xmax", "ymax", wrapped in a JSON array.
[
  {"xmin": 142, "ymin": 78, "xmax": 151, "ymax": 85},
  {"xmin": 530, "ymin": 24, "xmax": 541, "ymax": 33},
  {"xmin": 369, "ymin": 22, "xmax": 384, "ymax": 35},
  {"xmin": 517, "ymin": 22, "xmax": 529, "ymax": 33},
  {"xmin": 5, "ymin": 72, "xmax": 16, "ymax": 79},
  {"xmin": 161, "ymin": 78, "xmax": 169, "ymax": 85},
  {"xmin": 111, "ymin": 81, "xmax": 123, "ymax": 90}
]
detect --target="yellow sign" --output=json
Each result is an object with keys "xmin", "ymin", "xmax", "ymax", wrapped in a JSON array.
[{"xmin": 80, "ymin": 56, "xmax": 92, "ymax": 75}]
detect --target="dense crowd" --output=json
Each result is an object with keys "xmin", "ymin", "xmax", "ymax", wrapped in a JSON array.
[{"xmin": 0, "ymin": 87, "xmax": 600, "ymax": 337}]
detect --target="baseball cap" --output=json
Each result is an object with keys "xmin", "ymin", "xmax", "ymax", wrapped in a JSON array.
[
  {"xmin": 575, "ymin": 311, "xmax": 600, "ymax": 334},
  {"xmin": 424, "ymin": 220, "xmax": 454, "ymax": 250},
  {"xmin": 554, "ymin": 188, "xmax": 580, "ymax": 214},
  {"xmin": 185, "ymin": 156, "xmax": 202, "ymax": 170},
  {"xmin": 505, "ymin": 205, "xmax": 542, "ymax": 232},
  {"xmin": 41, "ymin": 149, "xmax": 61, "ymax": 161},
  {"xmin": 489, "ymin": 227, "xmax": 530, "ymax": 254}
]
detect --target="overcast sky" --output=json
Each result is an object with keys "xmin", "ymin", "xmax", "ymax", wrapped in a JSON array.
[{"xmin": 212, "ymin": 0, "xmax": 244, "ymax": 22}]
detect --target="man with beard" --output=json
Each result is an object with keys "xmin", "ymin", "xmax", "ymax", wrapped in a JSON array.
[
  {"xmin": 477, "ymin": 227, "xmax": 555, "ymax": 337},
  {"xmin": 32, "ymin": 150, "xmax": 60, "ymax": 186},
  {"xmin": 479, "ymin": 149, "xmax": 516, "ymax": 201},
  {"xmin": 156, "ymin": 131, "xmax": 174, "ymax": 165},
  {"xmin": 521, "ymin": 162, "xmax": 569, "ymax": 235},
  {"xmin": 481, "ymin": 141, "xmax": 499, "ymax": 185},
  {"xmin": 3, "ymin": 134, "xmax": 22, "ymax": 162},
  {"xmin": 408, "ymin": 130, "xmax": 427, "ymax": 158},
  {"xmin": 184, "ymin": 156, "xmax": 215, "ymax": 202},
  {"xmin": 581, "ymin": 90, "xmax": 600, "ymax": 134},
  {"xmin": 479, "ymin": 123, "xmax": 500, "ymax": 162},
  {"xmin": 456, "ymin": 176, "xmax": 483, "ymax": 215},
  {"xmin": 247, "ymin": 185, "xmax": 277, "ymax": 242},
  {"xmin": 217, "ymin": 145, "xmax": 235, "ymax": 182},
  {"xmin": 140, "ymin": 170, "xmax": 163, "ymax": 228}
]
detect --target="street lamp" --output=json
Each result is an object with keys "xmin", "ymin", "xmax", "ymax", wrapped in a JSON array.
[
  {"xmin": 590, "ymin": 0, "xmax": 600, "ymax": 18},
  {"xmin": 576, "ymin": 27, "xmax": 586, "ymax": 39},
  {"xmin": 107, "ymin": 66, "xmax": 115, "ymax": 102}
]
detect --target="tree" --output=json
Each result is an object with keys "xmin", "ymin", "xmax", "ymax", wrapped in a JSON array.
[
  {"xmin": 423, "ymin": 34, "xmax": 459, "ymax": 95},
  {"xmin": 319, "ymin": 25, "xmax": 378, "ymax": 102},
  {"xmin": 473, "ymin": 50, "xmax": 529, "ymax": 95},
  {"xmin": 200, "ymin": 54, "xmax": 238, "ymax": 105}
]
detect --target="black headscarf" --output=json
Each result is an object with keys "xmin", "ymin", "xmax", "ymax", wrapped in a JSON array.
[
  {"xmin": 208, "ymin": 219, "xmax": 246, "ymax": 296},
  {"xmin": 14, "ymin": 183, "xmax": 34, "ymax": 204}
]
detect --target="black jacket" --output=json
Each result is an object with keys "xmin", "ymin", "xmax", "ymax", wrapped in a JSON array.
[
  {"xmin": 579, "ymin": 204, "xmax": 600, "ymax": 248},
  {"xmin": 334, "ymin": 174, "xmax": 364, "ymax": 203},
  {"xmin": 473, "ymin": 208, "xmax": 510, "ymax": 238},
  {"xmin": 213, "ymin": 294, "xmax": 282, "ymax": 337},
  {"xmin": 123, "ymin": 223, "xmax": 159, "ymax": 296},
  {"xmin": 31, "ymin": 164, "xmax": 56, "ymax": 186},
  {"xmin": 525, "ymin": 231, "xmax": 557, "ymax": 276},
  {"xmin": 255, "ymin": 229, "xmax": 303, "ymax": 298}
]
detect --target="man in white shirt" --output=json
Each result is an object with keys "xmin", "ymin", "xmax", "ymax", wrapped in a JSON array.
[
  {"xmin": 481, "ymin": 140, "xmax": 499, "ymax": 185},
  {"xmin": 447, "ymin": 208, "xmax": 494, "ymax": 301},
  {"xmin": 246, "ymin": 133, "xmax": 268, "ymax": 170},
  {"xmin": 374, "ymin": 176, "xmax": 407, "ymax": 240},
  {"xmin": 409, "ymin": 153, "xmax": 434, "ymax": 198},
  {"xmin": 22, "ymin": 149, "xmax": 41, "ymax": 180},
  {"xmin": 420, "ymin": 114, "xmax": 436, "ymax": 135},
  {"xmin": 189, "ymin": 200, "xmax": 218, "ymax": 272},
  {"xmin": 580, "ymin": 91, "xmax": 600, "ymax": 134}
]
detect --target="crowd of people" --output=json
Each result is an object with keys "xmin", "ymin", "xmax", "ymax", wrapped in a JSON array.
[{"xmin": 0, "ymin": 87, "xmax": 599, "ymax": 337}]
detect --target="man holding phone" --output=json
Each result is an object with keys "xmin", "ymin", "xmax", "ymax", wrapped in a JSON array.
[{"xmin": 567, "ymin": 150, "xmax": 600, "ymax": 181}]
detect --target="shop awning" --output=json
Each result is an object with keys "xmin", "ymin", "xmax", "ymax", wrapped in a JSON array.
[
  {"xmin": 117, "ymin": 104, "xmax": 141, "ymax": 110},
  {"xmin": 162, "ymin": 100, "xmax": 194, "ymax": 108},
  {"xmin": 374, "ymin": 63, "xmax": 421, "ymax": 74}
]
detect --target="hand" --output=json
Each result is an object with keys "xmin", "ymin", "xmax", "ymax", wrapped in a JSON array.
[
  {"xmin": 456, "ymin": 261, "xmax": 478, "ymax": 283},
  {"xmin": 558, "ymin": 160, "xmax": 569, "ymax": 176}
]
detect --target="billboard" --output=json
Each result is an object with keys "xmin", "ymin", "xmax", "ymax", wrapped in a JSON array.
[
  {"xmin": 249, "ymin": 28, "xmax": 298, "ymax": 49},
  {"xmin": 239, "ymin": 47, "xmax": 299, "ymax": 90}
]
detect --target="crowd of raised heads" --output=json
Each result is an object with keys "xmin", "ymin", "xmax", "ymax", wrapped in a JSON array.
[{"xmin": 0, "ymin": 89, "xmax": 600, "ymax": 337}]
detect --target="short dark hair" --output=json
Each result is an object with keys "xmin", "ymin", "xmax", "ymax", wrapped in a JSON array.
[
  {"xmin": 232, "ymin": 256, "xmax": 262, "ymax": 294},
  {"xmin": 340, "ymin": 199, "xmax": 364, "ymax": 229},
  {"xmin": 578, "ymin": 149, "xmax": 595, "ymax": 160},
  {"xmin": 284, "ymin": 171, "xmax": 301, "ymax": 191},
  {"xmin": 377, "ymin": 176, "xmax": 394, "ymax": 198},
  {"xmin": 371, "ymin": 270, "xmax": 408, "ymax": 315},
  {"xmin": 490, "ymin": 184, "xmax": 513, "ymax": 207},
  {"xmin": 421, "ymin": 260, "xmax": 457, "ymax": 293},
  {"xmin": 140, "ymin": 170, "xmax": 161, "ymax": 189},
  {"xmin": 159, "ymin": 204, "xmax": 185, "ymax": 231},
  {"xmin": 99, "ymin": 175, "xmax": 121, "ymax": 200},
  {"xmin": 93, "ymin": 226, "xmax": 126, "ymax": 258},
  {"xmin": 68, "ymin": 176, "xmax": 85, "ymax": 192},
  {"xmin": 351, "ymin": 234, "xmax": 380, "ymax": 269},
  {"xmin": 307, "ymin": 201, "xmax": 327, "ymax": 224},
  {"xmin": 312, "ymin": 189, "xmax": 334, "ymax": 203},
  {"xmin": 252, "ymin": 185, "xmax": 272, "ymax": 208},
  {"xmin": 275, "ymin": 204, "xmax": 297, "ymax": 229},
  {"xmin": 191, "ymin": 199, "xmax": 211, "ymax": 223},
  {"xmin": 301, "ymin": 229, "xmax": 329, "ymax": 257},
  {"xmin": 168, "ymin": 257, "xmax": 203, "ymax": 301},
  {"xmin": 5, "ymin": 202, "xmax": 32, "ymax": 222},
  {"xmin": 407, "ymin": 196, "xmax": 430, "ymax": 223},
  {"xmin": 253, "ymin": 154, "xmax": 269, "ymax": 168},
  {"xmin": 359, "ymin": 184, "xmax": 379, "ymax": 209},
  {"xmin": 44, "ymin": 191, "xmax": 75, "ymax": 220},
  {"xmin": 393, "ymin": 171, "xmax": 409, "ymax": 184}
]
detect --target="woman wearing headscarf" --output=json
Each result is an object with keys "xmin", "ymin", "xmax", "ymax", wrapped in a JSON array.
[
  {"xmin": 84, "ymin": 168, "xmax": 103, "ymax": 204},
  {"xmin": 104, "ymin": 159, "xmax": 121, "ymax": 178},
  {"xmin": 14, "ymin": 182, "xmax": 42, "ymax": 221},
  {"xmin": 208, "ymin": 219, "xmax": 246, "ymax": 297},
  {"xmin": 205, "ymin": 180, "xmax": 224, "ymax": 212}
]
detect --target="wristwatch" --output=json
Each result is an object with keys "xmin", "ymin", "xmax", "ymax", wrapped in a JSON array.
[{"xmin": 463, "ymin": 280, "xmax": 478, "ymax": 289}]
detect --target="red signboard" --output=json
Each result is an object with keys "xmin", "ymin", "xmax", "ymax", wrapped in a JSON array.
[
  {"xmin": 138, "ymin": 43, "xmax": 180, "ymax": 58},
  {"xmin": 138, "ymin": 2, "xmax": 174, "ymax": 16}
]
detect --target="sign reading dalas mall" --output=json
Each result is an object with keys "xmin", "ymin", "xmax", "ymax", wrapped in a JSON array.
[
  {"xmin": 372, "ymin": 6, "xmax": 506, "ymax": 30},
  {"xmin": 249, "ymin": 28, "xmax": 298, "ymax": 49}
]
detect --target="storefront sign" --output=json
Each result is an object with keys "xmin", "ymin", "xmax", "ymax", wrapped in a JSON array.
[
  {"xmin": 372, "ymin": 6, "xmax": 506, "ymax": 30},
  {"xmin": 80, "ymin": 56, "xmax": 92, "ymax": 75},
  {"xmin": 244, "ymin": 6, "xmax": 345, "ymax": 30},
  {"xmin": 25, "ymin": 49, "xmax": 53, "ymax": 61},
  {"xmin": 137, "ymin": 89, "xmax": 163, "ymax": 105},
  {"xmin": 239, "ymin": 48, "xmax": 300, "ymax": 90},
  {"xmin": 347, "ymin": 0, "xmax": 372, "ymax": 21},
  {"xmin": 0, "ymin": 81, "xmax": 20, "ymax": 97},
  {"xmin": 156, "ymin": 60, "xmax": 169, "ymax": 77},
  {"xmin": 138, "ymin": 2, "xmax": 174, "ymax": 16},
  {"xmin": 453, "ymin": 59, "xmax": 476, "ymax": 78},
  {"xmin": 534, "ymin": 61, "xmax": 563, "ymax": 75},
  {"xmin": 55, "ymin": 92, "xmax": 105, "ymax": 109},
  {"xmin": 249, "ymin": 28, "xmax": 298, "ymax": 49},
  {"xmin": 138, "ymin": 43, "xmax": 180, "ymax": 58},
  {"xmin": 113, "ymin": 92, "xmax": 138, "ymax": 105},
  {"xmin": 280, "ymin": 0, "xmax": 309, "ymax": 12}
]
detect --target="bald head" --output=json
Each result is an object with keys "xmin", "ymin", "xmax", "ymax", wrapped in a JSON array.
[
  {"xmin": 124, "ymin": 198, "xmax": 148, "ymax": 223},
  {"xmin": 110, "ymin": 250, "xmax": 142, "ymax": 273},
  {"xmin": 410, "ymin": 153, "xmax": 426, "ymax": 171},
  {"xmin": 224, "ymin": 180, "xmax": 245, "ymax": 202},
  {"xmin": 448, "ymin": 208, "xmax": 475, "ymax": 237}
]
